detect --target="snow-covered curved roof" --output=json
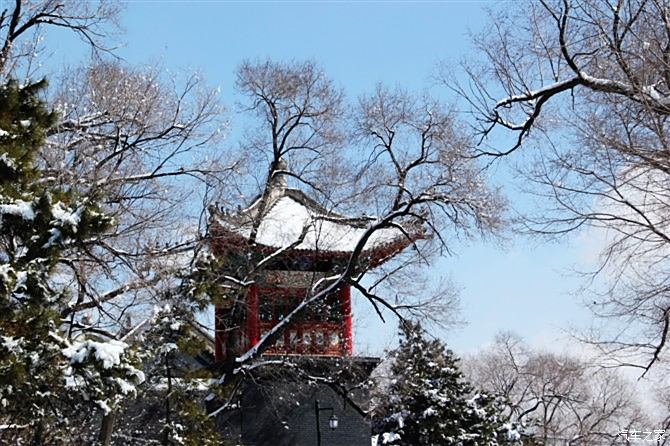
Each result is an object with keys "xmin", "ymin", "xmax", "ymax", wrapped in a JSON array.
[{"xmin": 211, "ymin": 187, "xmax": 421, "ymax": 256}]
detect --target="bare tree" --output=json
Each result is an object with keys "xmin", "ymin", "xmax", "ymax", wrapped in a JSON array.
[
  {"xmin": 201, "ymin": 62, "xmax": 504, "ymax": 416},
  {"xmin": 35, "ymin": 59, "xmax": 232, "ymax": 439},
  {"xmin": 0, "ymin": 0, "xmax": 121, "ymax": 78},
  {"xmin": 446, "ymin": 0, "xmax": 670, "ymax": 374},
  {"xmin": 464, "ymin": 333, "xmax": 656, "ymax": 445},
  {"xmin": 0, "ymin": 2, "xmax": 235, "ymax": 443},
  {"xmin": 1, "ymin": 1, "xmax": 233, "ymax": 340},
  {"xmin": 44, "ymin": 60, "xmax": 230, "ymax": 337}
]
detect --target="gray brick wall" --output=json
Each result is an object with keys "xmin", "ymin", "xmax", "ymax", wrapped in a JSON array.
[{"xmin": 234, "ymin": 382, "xmax": 371, "ymax": 446}]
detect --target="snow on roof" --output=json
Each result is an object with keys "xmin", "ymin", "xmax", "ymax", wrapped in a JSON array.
[{"xmin": 213, "ymin": 188, "xmax": 418, "ymax": 254}]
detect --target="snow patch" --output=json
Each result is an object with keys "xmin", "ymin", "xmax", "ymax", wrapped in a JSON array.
[
  {"xmin": 170, "ymin": 321, "xmax": 182, "ymax": 331},
  {"xmin": 114, "ymin": 378, "xmax": 136, "ymax": 395},
  {"xmin": 64, "ymin": 374, "xmax": 86, "ymax": 390},
  {"xmin": 51, "ymin": 202, "xmax": 82, "ymax": 231},
  {"xmin": 1, "ymin": 336, "xmax": 22, "ymax": 355},
  {"xmin": 0, "ymin": 200, "xmax": 35, "ymax": 221},
  {"xmin": 160, "ymin": 342, "xmax": 178, "ymax": 354},
  {"xmin": 43, "ymin": 228, "xmax": 62, "ymax": 248},
  {"xmin": 0, "ymin": 153, "xmax": 14, "ymax": 168},
  {"xmin": 63, "ymin": 339, "xmax": 128, "ymax": 369},
  {"xmin": 0, "ymin": 264, "xmax": 11, "ymax": 283},
  {"xmin": 422, "ymin": 407, "xmax": 436, "ymax": 418},
  {"xmin": 382, "ymin": 432, "xmax": 401, "ymax": 443},
  {"xmin": 95, "ymin": 399, "xmax": 112, "ymax": 415}
]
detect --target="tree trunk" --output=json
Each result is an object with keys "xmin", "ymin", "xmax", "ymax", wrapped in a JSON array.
[
  {"xmin": 31, "ymin": 420, "xmax": 44, "ymax": 446},
  {"xmin": 98, "ymin": 412, "xmax": 116, "ymax": 446}
]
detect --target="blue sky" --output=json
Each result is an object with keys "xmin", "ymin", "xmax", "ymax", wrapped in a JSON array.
[{"xmin": 47, "ymin": 1, "xmax": 593, "ymax": 356}]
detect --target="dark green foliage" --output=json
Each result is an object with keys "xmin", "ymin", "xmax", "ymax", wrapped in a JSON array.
[
  {"xmin": 131, "ymin": 304, "xmax": 222, "ymax": 446},
  {"xmin": 0, "ymin": 79, "xmax": 55, "ymax": 187},
  {"xmin": 374, "ymin": 321, "xmax": 520, "ymax": 446},
  {"xmin": 0, "ymin": 79, "xmax": 136, "ymax": 445}
]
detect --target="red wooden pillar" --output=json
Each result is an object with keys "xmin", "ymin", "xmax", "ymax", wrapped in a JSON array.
[
  {"xmin": 214, "ymin": 306, "xmax": 224, "ymax": 363},
  {"xmin": 341, "ymin": 285, "xmax": 353, "ymax": 356},
  {"xmin": 246, "ymin": 284, "xmax": 259, "ymax": 348}
]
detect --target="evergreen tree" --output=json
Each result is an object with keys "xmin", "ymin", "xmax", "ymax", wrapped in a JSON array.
[
  {"xmin": 0, "ymin": 79, "xmax": 144, "ymax": 444},
  {"xmin": 135, "ymin": 303, "xmax": 222, "ymax": 446},
  {"xmin": 374, "ymin": 321, "xmax": 520, "ymax": 446}
]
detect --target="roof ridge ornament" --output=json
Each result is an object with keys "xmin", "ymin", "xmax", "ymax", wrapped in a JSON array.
[{"xmin": 269, "ymin": 158, "xmax": 289, "ymax": 193}]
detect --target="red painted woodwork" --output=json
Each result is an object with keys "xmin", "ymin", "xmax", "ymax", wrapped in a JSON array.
[
  {"xmin": 214, "ymin": 306, "xmax": 224, "ymax": 363},
  {"xmin": 213, "ymin": 286, "xmax": 352, "ymax": 361},
  {"xmin": 208, "ymin": 218, "xmax": 424, "ymax": 272},
  {"xmin": 246, "ymin": 284, "xmax": 259, "ymax": 347},
  {"xmin": 341, "ymin": 285, "xmax": 353, "ymax": 355},
  {"xmin": 214, "ymin": 285, "xmax": 354, "ymax": 359}
]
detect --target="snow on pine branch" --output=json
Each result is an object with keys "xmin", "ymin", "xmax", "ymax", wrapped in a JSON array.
[{"xmin": 60, "ymin": 336, "xmax": 145, "ymax": 415}]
